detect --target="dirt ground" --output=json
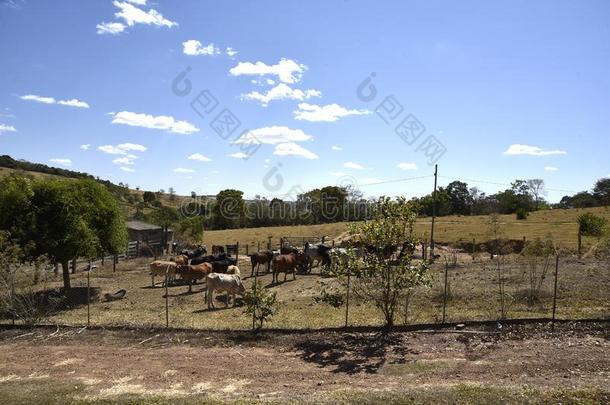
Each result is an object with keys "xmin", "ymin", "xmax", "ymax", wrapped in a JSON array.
[{"xmin": 0, "ymin": 321, "xmax": 608, "ymax": 403}]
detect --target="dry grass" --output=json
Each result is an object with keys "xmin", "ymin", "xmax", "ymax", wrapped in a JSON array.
[{"xmin": 20, "ymin": 252, "xmax": 607, "ymax": 330}]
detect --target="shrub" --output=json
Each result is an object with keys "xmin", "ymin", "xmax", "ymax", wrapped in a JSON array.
[
  {"xmin": 515, "ymin": 208, "xmax": 528, "ymax": 220},
  {"xmin": 577, "ymin": 213, "xmax": 607, "ymax": 237},
  {"xmin": 243, "ymin": 281, "xmax": 278, "ymax": 330}
]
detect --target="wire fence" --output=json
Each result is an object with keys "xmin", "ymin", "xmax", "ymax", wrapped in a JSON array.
[{"xmin": 1, "ymin": 246, "xmax": 608, "ymax": 331}]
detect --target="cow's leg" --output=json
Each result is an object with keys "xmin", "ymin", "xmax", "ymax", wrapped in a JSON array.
[
  {"xmin": 231, "ymin": 292, "xmax": 236, "ymax": 307},
  {"xmin": 188, "ymin": 280, "xmax": 193, "ymax": 293},
  {"xmin": 151, "ymin": 275, "xmax": 155, "ymax": 288},
  {"xmin": 284, "ymin": 271, "xmax": 287, "ymax": 282},
  {"xmin": 293, "ymin": 269, "xmax": 296, "ymax": 280}
]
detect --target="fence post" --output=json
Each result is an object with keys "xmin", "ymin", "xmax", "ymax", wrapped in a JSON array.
[
  {"xmin": 87, "ymin": 261, "xmax": 91, "ymax": 327},
  {"xmin": 236, "ymin": 241, "xmax": 239, "ymax": 263},
  {"xmin": 345, "ymin": 268, "xmax": 351, "ymax": 327},
  {"xmin": 258, "ymin": 241, "xmax": 261, "ymax": 252},
  {"xmin": 245, "ymin": 244, "xmax": 249, "ymax": 256},
  {"xmin": 267, "ymin": 236, "xmax": 272, "ymax": 250},
  {"xmin": 442, "ymin": 259, "xmax": 449, "ymax": 324},
  {"xmin": 101, "ymin": 255, "xmax": 105, "ymax": 267},
  {"xmin": 472, "ymin": 238, "xmax": 476, "ymax": 261},
  {"xmin": 165, "ymin": 270, "xmax": 169, "ymax": 328},
  {"xmin": 552, "ymin": 255, "xmax": 559, "ymax": 325}
]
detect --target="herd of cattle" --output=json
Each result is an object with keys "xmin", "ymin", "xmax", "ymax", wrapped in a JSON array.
[{"xmin": 148, "ymin": 242, "xmax": 350, "ymax": 309}]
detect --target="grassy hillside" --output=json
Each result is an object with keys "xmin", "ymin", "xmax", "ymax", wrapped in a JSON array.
[{"xmin": 204, "ymin": 206, "xmax": 610, "ymax": 250}]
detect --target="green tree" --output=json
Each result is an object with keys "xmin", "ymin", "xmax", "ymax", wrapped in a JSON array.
[
  {"xmin": 0, "ymin": 176, "xmax": 127, "ymax": 289},
  {"xmin": 446, "ymin": 181, "xmax": 472, "ymax": 215},
  {"xmin": 150, "ymin": 205, "xmax": 180, "ymax": 249},
  {"xmin": 143, "ymin": 191, "xmax": 156, "ymax": 204},
  {"xmin": 213, "ymin": 189, "xmax": 245, "ymax": 229},
  {"xmin": 593, "ymin": 178, "xmax": 610, "ymax": 206},
  {"xmin": 334, "ymin": 197, "xmax": 429, "ymax": 327},
  {"xmin": 177, "ymin": 216, "xmax": 204, "ymax": 243}
]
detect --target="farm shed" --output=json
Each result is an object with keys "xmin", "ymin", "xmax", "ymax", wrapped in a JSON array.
[{"xmin": 126, "ymin": 220, "xmax": 173, "ymax": 257}]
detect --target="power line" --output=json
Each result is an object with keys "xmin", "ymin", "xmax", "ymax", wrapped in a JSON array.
[
  {"xmin": 437, "ymin": 175, "xmax": 580, "ymax": 194},
  {"xmin": 356, "ymin": 175, "xmax": 434, "ymax": 187}
]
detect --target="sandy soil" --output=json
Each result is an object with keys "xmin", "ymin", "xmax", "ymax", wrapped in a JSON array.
[{"xmin": 0, "ymin": 322, "xmax": 608, "ymax": 402}]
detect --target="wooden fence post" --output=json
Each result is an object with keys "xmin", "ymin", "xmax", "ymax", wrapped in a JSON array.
[
  {"xmin": 245, "ymin": 244, "xmax": 249, "ymax": 255},
  {"xmin": 442, "ymin": 259, "xmax": 449, "ymax": 324},
  {"xmin": 345, "ymin": 268, "xmax": 351, "ymax": 328},
  {"xmin": 267, "ymin": 236, "xmax": 272, "ymax": 250},
  {"xmin": 552, "ymin": 255, "xmax": 559, "ymax": 325},
  {"xmin": 165, "ymin": 270, "xmax": 169, "ymax": 329},
  {"xmin": 236, "ymin": 241, "xmax": 239, "ymax": 263},
  {"xmin": 257, "ymin": 241, "xmax": 261, "ymax": 252}
]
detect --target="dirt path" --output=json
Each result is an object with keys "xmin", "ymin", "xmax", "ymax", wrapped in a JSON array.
[{"xmin": 0, "ymin": 322, "xmax": 608, "ymax": 403}]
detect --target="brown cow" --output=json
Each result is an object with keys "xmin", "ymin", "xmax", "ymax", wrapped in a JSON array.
[
  {"xmin": 172, "ymin": 255, "xmax": 189, "ymax": 266},
  {"xmin": 149, "ymin": 261, "xmax": 177, "ymax": 288},
  {"xmin": 271, "ymin": 252, "xmax": 306, "ymax": 283},
  {"xmin": 176, "ymin": 262, "xmax": 213, "ymax": 293},
  {"xmin": 249, "ymin": 250, "xmax": 274, "ymax": 276}
]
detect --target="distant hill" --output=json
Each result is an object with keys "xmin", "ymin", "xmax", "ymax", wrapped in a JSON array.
[{"xmin": 0, "ymin": 155, "xmax": 197, "ymax": 219}]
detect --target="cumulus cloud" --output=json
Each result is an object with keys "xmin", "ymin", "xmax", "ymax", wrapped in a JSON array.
[
  {"xmin": 273, "ymin": 142, "xmax": 318, "ymax": 160},
  {"xmin": 50, "ymin": 158, "xmax": 72, "ymax": 167},
  {"xmin": 294, "ymin": 103, "xmax": 370, "ymax": 122},
  {"xmin": 96, "ymin": 22, "xmax": 126, "ymax": 35},
  {"xmin": 229, "ymin": 58, "xmax": 307, "ymax": 84},
  {"xmin": 344, "ymin": 161, "xmax": 365, "ymax": 170},
  {"xmin": 226, "ymin": 47, "xmax": 238, "ymax": 57},
  {"xmin": 98, "ymin": 143, "xmax": 147, "ymax": 155},
  {"xmin": 111, "ymin": 111, "xmax": 198, "ymax": 134},
  {"xmin": 173, "ymin": 167, "xmax": 195, "ymax": 173},
  {"xmin": 182, "ymin": 40, "xmax": 220, "ymax": 56},
  {"xmin": 80, "ymin": 144, "xmax": 90, "ymax": 150},
  {"xmin": 188, "ymin": 153, "xmax": 212, "ymax": 162},
  {"xmin": 232, "ymin": 126, "xmax": 313, "ymax": 145},
  {"xmin": 120, "ymin": 166, "xmax": 135, "ymax": 172},
  {"xmin": 544, "ymin": 166, "xmax": 559, "ymax": 172},
  {"xmin": 113, "ymin": 1, "xmax": 177, "ymax": 27},
  {"xmin": 97, "ymin": 1, "xmax": 176, "ymax": 35},
  {"xmin": 20, "ymin": 94, "xmax": 89, "ymax": 108},
  {"xmin": 503, "ymin": 144, "xmax": 567, "ymax": 156},
  {"xmin": 397, "ymin": 162, "xmax": 417, "ymax": 170},
  {"xmin": 0, "ymin": 124, "xmax": 16, "ymax": 134},
  {"xmin": 229, "ymin": 152, "xmax": 248, "ymax": 159},
  {"xmin": 331, "ymin": 146, "xmax": 343, "ymax": 151},
  {"xmin": 113, "ymin": 155, "xmax": 137, "ymax": 166},
  {"xmin": 242, "ymin": 83, "xmax": 321, "ymax": 106}
]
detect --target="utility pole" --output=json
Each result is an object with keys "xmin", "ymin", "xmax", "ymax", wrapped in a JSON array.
[{"xmin": 430, "ymin": 164, "xmax": 438, "ymax": 260}]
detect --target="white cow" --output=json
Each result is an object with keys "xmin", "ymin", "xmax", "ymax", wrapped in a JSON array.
[{"xmin": 206, "ymin": 273, "xmax": 246, "ymax": 309}]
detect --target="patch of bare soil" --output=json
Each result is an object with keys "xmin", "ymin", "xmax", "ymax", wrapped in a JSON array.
[{"xmin": 0, "ymin": 321, "xmax": 608, "ymax": 401}]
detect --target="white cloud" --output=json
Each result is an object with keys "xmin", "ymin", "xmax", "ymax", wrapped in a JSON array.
[
  {"xmin": 273, "ymin": 142, "xmax": 318, "ymax": 160},
  {"xmin": 120, "ymin": 166, "xmax": 135, "ymax": 172},
  {"xmin": 331, "ymin": 145, "xmax": 343, "ymax": 151},
  {"xmin": 125, "ymin": 0, "xmax": 146, "ymax": 4},
  {"xmin": 98, "ymin": 143, "xmax": 146, "ymax": 155},
  {"xmin": 188, "ymin": 153, "xmax": 212, "ymax": 162},
  {"xmin": 50, "ymin": 158, "xmax": 72, "ymax": 167},
  {"xmin": 20, "ymin": 94, "xmax": 89, "ymax": 108},
  {"xmin": 242, "ymin": 83, "xmax": 321, "ymax": 106},
  {"xmin": 344, "ymin": 161, "xmax": 365, "ymax": 170},
  {"xmin": 96, "ymin": 22, "xmax": 126, "ymax": 35},
  {"xmin": 397, "ymin": 162, "xmax": 417, "ymax": 170},
  {"xmin": 113, "ymin": 1, "xmax": 177, "ymax": 28},
  {"xmin": 117, "ymin": 142, "xmax": 147, "ymax": 152},
  {"xmin": 294, "ymin": 103, "xmax": 370, "ymax": 122},
  {"xmin": 80, "ymin": 144, "xmax": 90, "ymax": 150},
  {"xmin": 503, "ymin": 144, "xmax": 567, "ymax": 156},
  {"xmin": 173, "ymin": 167, "xmax": 195, "ymax": 173},
  {"xmin": 544, "ymin": 166, "xmax": 559, "ymax": 172},
  {"xmin": 57, "ymin": 99, "xmax": 89, "ymax": 108},
  {"xmin": 113, "ymin": 156, "xmax": 137, "ymax": 166},
  {"xmin": 111, "ymin": 111, "xmax": 199, "ymax": 134},
  {"xmin": 0, "ymin": 124, "xmax": 16, "ymax": 134},
  {"xmin": 232, "ymin": 126, "xmax": 313, "ymax": 145},
  {"xmin": 182, "ymin": 40, "xmax": 220, "ymax": 56},
  {"xmin": 229, "ymin": 152, "xmax": 248, "ymax": 159},
  {"xmin": 226, "ymin": 47, "xmax": 238, "ymax": 57},
  {"xmin": 20, "ymin": 94, "xmax": 55, "ymax": 104},
  {"xmin": 229, "ymin": 58, "xmax": 307, "ymax": 84}
]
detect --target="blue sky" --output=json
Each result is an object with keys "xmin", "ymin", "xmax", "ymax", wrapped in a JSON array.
[{"xmin": 0, "ymin": 0, "xmax": 608, "ymax": 202}]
